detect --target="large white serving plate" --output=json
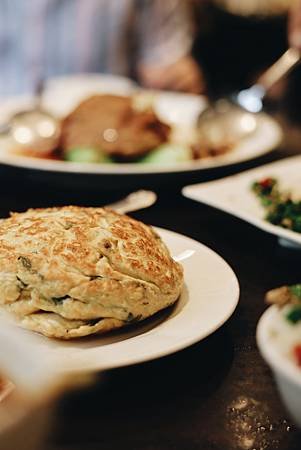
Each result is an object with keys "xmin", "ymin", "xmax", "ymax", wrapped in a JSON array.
[
  {"xmin": 183, "ymin": 155, "xmax": 301, "ymax": 246},
  {"xmin": 11, "ymin": 227, "xmax": 239, "ymax": 373},
  {"xmin": 0, "ymin": 74, "xmax": 282, "ymax": 175}
]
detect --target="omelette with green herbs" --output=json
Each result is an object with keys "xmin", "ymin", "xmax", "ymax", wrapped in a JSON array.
[{"xmin": 0, "ymin": 206, "xmax": 183, "ymax": 339}]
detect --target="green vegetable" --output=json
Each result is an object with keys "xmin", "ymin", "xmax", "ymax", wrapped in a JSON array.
[
  {"xmin": 16, "ymin": 276, "xmax": 28, "ymax": 288},
  {"xmin": 286, "ymin": 306, "xmax": 301, "ymax": 324},
  {"xmin": 289, "ymin": 284, "xmax": 301, "ymax": 300},
  {"xmin": 64, "ymin": 147, "xmax": 113, "ymax": 164},
  {"xmin": 126, "ymin": 312, "xmax": 142, "ymax": 323},
  {"xmin": 252, "ymin": 178, "xmax": 301, "ymax": 233},
  {"xmin": 138, "ymin": 144, "xmax": 192, "ymax": 165},
  {"xmin": 88, "ymin": 319, "xmax": 100, "ymax": 326},
  {"xmin": 52, "ymin": 295, "xmax": 69, "ymax": 305},
  {"xmin": 18, "ymin": 256, "xmax": 32, "ymax": 270}
]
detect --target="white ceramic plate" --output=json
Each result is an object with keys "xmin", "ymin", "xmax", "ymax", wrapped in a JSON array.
[
  {"xmin": 183, "ymin": 155, "xmax": 301, "ymax": 246},
  {"xmin": 15, "ymin": 227, "xmax": 239, "ymax": 372},
  {"xmin": 0, "ymin": 75, "xmax": 282, "ymax": 175}
]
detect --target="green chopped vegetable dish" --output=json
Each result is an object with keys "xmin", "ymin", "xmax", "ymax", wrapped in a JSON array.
[{"xmin": 252, "ymin": 178, "xmax": 301, "ymax": 232}]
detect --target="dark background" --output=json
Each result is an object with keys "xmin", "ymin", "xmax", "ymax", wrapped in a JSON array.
[{"xmin": 192, "ymin": 2, "xmax": 301, "ymax": 123}]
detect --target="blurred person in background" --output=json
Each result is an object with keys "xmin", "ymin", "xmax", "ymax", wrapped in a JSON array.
[{"xmin": 0, "ymin": 0, "xmax": 205, "ymax": 97}]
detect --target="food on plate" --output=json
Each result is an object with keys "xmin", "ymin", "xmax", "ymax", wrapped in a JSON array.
[
  {"xmin": 266, "ymin": 284, "xmax": 301, "ymax": 367},
  {"xmin": 138, "ymin": 143, "xmax": 193, "ymax": 164},
  {"xmin": 192, "ymin": 140, "xmax": 233, "ymax": 159},
  {"xmin": 60, "ymin": 94, "xmax": 170, "ymax": 159},
  {"xmin": 0, "ymin": 206, "xmax": 183, "ymax": 339},
  {"xmin": 252, "ymin": 177, "xmax": 301, "ymax": 232},
  {"xmin": 64, "ymin": 147, "xmax": 113, "ymax": 164},
  {"xmin": 12, "ymin": 93, "xmax": 238, "ymax": 165},
  {"xmin": 266, "ymin": 284, "xmax": 301, "ymax": 308}
]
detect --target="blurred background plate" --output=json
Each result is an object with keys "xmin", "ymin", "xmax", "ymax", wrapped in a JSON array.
[{"xmin": 0, "ymin": 74, "xmax": 282, "ymax": 189}]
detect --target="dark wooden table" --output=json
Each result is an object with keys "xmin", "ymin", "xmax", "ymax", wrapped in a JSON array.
[{"xmin": 2, "ymin": 118, "xmax": 301, "ymax": 450}]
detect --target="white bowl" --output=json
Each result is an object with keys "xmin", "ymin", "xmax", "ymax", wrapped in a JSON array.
[{"xmin": 257, "ymin": 306, "xmax": 301, "ymax": 426}]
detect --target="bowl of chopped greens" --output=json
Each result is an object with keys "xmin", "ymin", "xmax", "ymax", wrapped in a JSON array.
[{"xmin": 257, "ymin": 283, "xmax": 301, "ymax": 427}]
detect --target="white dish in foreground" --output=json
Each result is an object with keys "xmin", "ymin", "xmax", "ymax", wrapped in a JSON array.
[
  {"xmin": 0, "ymin": 74, "xmax": 282, "ymax": 175},
  {"xmin": 13, "ymin": 227, "xmax": 239, "ymax": 372},
  {"xmin": 183, "ymin": 155, "xmax": 301, "ymax": 247},
  {"xmin": 257, "ymin": 306, "xmax": 301, "ymax": 426}
]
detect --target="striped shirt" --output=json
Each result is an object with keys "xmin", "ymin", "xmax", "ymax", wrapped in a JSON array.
[{"xmin": 0, "ymin": 0, "xmax": 192, "ymax": 96}]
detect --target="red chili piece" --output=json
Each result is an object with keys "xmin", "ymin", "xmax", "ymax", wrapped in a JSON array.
[
  {"xmin": 293, "ymin": 344, "xmax": 301, "ymax": 367},
  {"xmin": 260, "ymin": 178, "xmax": 274, "ymax": 188}
]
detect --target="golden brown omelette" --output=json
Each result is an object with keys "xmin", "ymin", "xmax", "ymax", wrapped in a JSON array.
[{"xmin": 0, "ymin": 207, "xmax": 183, "ymax": 339}]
